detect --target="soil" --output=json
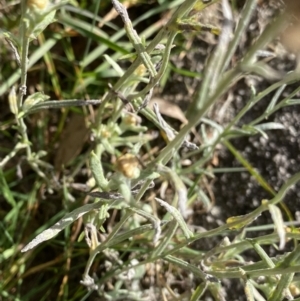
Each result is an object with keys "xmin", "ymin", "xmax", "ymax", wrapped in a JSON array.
[{"xmin": 159, "ymin": 2, "xmax": 300, "ymax": 300}]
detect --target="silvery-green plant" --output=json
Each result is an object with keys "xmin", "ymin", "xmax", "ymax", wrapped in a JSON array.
[{"xmin": 3, "ymin": 0, "xmax": 300, "ymax": 300}]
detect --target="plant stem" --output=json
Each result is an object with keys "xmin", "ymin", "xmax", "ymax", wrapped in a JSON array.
[
  {"xmin": 17, "ymin": 0, "xmax": 31, "ymax": 158},
  {"xmin": 0, "ymin": 143, "xmax": 26, "ymax": 168}
]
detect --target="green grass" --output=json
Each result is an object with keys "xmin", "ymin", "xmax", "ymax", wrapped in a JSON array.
[{"xmin": 1, "ymin": 0, "xmax": 300, "ymax": 300}]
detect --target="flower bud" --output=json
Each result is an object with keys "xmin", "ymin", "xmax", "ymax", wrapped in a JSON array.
[
  {"xmin": 27, "ymin": 0, "xmax": 49, "ymax": 10},
  {"xmin": 134, "ymin": 64, "xmax": 146, "ymax": 77},
  {"xmin": 123, "ymin": 113, "xmax": 141, "ymax": 127},
  {"xmin": 101, "ymin": 127, "xmax": 111, "ymax": 138},
  {"xmin": 8, "ymin": 86, "xmax": 18, "ymax": 115},
  {"xmin": 116, "ymin": 154, "xmax": 140, "ymax": 179}
]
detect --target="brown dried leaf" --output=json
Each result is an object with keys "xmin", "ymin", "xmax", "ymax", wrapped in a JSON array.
[
  {"xmin": 149, "ymin": 97, "xmax": 188, "ymax": 125},
  {"xmin": 278, "ymin": 0, "xmax": 300, "ymax": 55},
  {"xmin": 149, "ymin": 97, "xmax": 201, "ymax": 142},
  {"xmin": 54, "ymin": 114, "xmax": 89, "ymax": 170}
]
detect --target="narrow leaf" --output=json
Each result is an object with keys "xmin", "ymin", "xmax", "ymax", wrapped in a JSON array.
[
  {"xmin": 103, "ymin": 54, "xmax": 124, "ymax": 76},
  {"xmin": 157, "ymin": 164, "xmax": 189, "ymax": 218},
  {"xmin": 284, "ymin": 99, "xmax": 300, "ymax": 106},
  {"xmin": 22, "ymin": 92, "xmax": 50, "ymax": 113},
  {"xmin": 26, "ymin": 99, "xmax": 101, "ymax": 114},
  {"xmin": 151, "ymin": 219, "xmax": 178, "ymax": 257},
  {"xmin": 254, "ymin": 122, "xmax": 285, "ymax": 131},
  {"xmin": 226, "ymin": 211, "xmax": 260, "ymax": 230},
  {"xmin": 90, "ymin": 151, "xmax": 109, "ymax": 190},
  {"xmin": 155, "ymin": 197, "xmax": 193, "ymax": 239},
  {"xmin": 268, "ymin": 204, "xmax": 286, "ymax": 250},
  {"xmin": 266, "ymin": 85, "xmax": 286, "ymax": 113},
  {"xmin": 165, "ymin": 255, "xmax": 208, "ymax": 281},
  {"xmin": 21, "ymin": 201, "xmax": 104, "ymax": 252},
  {"xmin": 244, "ymin": 280, "xmax": 255, "ymax": 301},
  {"xmin": 107, "ymin": 223, "xmax": 161, "ymax": 248},
  {"xmin": 268, "ymin": 273, "xmax": 294, "ymax": 301},
  {"xmin": 128, "ymin": 207, "xmax": 161, "ymax": 244}
]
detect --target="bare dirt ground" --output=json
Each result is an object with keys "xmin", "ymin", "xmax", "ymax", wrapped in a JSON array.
[{"xmin": 159, "ymin": 2, "xmax": 300, "ymax": 299}]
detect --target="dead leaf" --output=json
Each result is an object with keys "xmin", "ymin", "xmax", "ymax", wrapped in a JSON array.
[
  {"xmin": 54, "ymin": 114, "xmax": 90, "ymax": 170},
  {"xmin": 279, "ymin": 0, "xmax": 300, "ymax": 69},
  {"xmin": 148, "ymin": 97, "xmax": 201, "ymax": 142},
  {"xmin": 149, "ymin": 97, "xmax": 188, "ymax": 124},
  {"xmin": 280, "ymin": 0, "xmax": 300, "ymax": 54}
]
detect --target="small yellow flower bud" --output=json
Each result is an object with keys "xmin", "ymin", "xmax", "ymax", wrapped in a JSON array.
[
  {"xmin": 289, "ymin": 284, "xmax": 300, "ymax": 297},
  {"xmin": 27, "ymin": 0, "xmax": 49, "ymax": 10},
  {"xmin": 8, "ymin": 86, "xmax": 18, "ymax": 115},
  {"xmin": 123, "ymin": 113, "xmax": 141, "ymax": 126},
  {"xmin": 123, "ymin": 114, "xmax": 137, "ymax": 126},
  {"xmin": 116, "ymin": 154, "xmax": 140, "ymax": 179},
  {"xmin": 134, "ymin": 64, "xmax": 147, "ymax": 77},
  {"xmin": 101, "ymin": 127, "xmax": 111, "ymax": 138}
]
